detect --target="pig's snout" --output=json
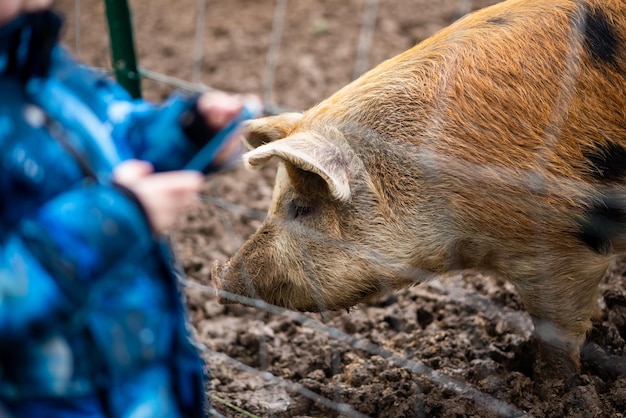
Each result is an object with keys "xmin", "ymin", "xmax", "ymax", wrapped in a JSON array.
[{"xmin": 210, "ymin": 260, "xmax": 238, "ymax": 305}]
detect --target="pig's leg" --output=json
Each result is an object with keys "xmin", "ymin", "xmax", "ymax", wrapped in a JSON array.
[
  {"xmin": 531, "ymin": 316, "xmax": 588, "ymax": 378},
  {"xmin": 513, "ymin": 267, "xmax": 608, "ymax": 378}
]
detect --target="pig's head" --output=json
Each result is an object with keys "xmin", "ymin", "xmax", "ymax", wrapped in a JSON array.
[{"xmin": 211, "ymin": 113, "xmax": 429, "ymax": 312}]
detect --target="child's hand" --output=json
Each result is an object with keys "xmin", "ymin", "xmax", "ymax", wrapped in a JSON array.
[
  {"xmin": 113, "ymin": 160, "xmax": 203, "ymax": 234},
  {"xmin": 196, "ymin": 91, "xmax": 262, "ymax": 168},
  {"xmin": 0, "ymin": 0, "xmax": 54, "ymax": 25}
]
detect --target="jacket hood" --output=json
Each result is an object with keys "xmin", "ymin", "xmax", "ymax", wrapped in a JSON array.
[{"xmin": 0, "ymin": 10, "xmax": 63, "ymax": 83}]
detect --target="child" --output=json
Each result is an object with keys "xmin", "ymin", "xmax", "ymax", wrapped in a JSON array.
[{"xmin": 0, "ymin": 1, "xmax": 258, "ymax": 416}]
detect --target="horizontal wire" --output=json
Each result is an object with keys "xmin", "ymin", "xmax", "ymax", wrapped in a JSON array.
[
  {"xmin": 199, "ymin": 195, "xmax": 268, "ymax": 220},
  {"xmin": 86, "ymin": 65, "xmax": 292, "ymax": 116},
  {"xmin": 138, "ymin": 67, "xmax": 295, "ymax": 116}
]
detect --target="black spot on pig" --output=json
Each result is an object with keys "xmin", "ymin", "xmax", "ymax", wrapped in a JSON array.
[
  {"xmin": 583, "ymin": 142, "xmax": 626, "ymax": 182},
  {"xmin": 581, "ymin": 4, "xmax": 619, "ymax": 67},
  {"xmin": 577, "ymin": 194, "xmax": 626, "ymax": 255}
]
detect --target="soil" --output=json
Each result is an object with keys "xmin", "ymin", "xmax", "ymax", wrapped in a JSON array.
[{"xmin": 55, "ymin": 0, "xmax": 626, "ymax": 417}]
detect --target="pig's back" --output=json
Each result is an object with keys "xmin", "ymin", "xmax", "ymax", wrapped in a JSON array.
[{"xmin": 308, "ymin": 0, "xmax": 625, "ymax": 183}]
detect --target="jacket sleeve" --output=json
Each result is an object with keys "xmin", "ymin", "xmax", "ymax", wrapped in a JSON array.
[
  {"xmin": 0, "ymin": 183, "xmax": 154, "ymax": 341},
  {"xmin": 100, "ymin": 77, "xmax": 225, "ymax": 173},
  {"xmin": 55, "ymin": 48, "xmax": 238, "ymax": 174}
]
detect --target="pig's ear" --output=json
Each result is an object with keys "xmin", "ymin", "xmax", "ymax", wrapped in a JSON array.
[
  {"xmin": 243, "ymin": 134, "xmax": 351, "ymax": 202},
  {"xmin": 243, "ymin": 112, "xmax": 303, "ymax": 149}
]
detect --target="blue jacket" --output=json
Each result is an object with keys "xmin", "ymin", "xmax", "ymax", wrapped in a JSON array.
[{"xmin": 0, "ymin": 11, "xmax": 219, "ymax": 418}]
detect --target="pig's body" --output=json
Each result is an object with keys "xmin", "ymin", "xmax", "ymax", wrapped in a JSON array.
[{"xmin": 213, "ymin": 0, "xmax": 626, "ymax": 376}]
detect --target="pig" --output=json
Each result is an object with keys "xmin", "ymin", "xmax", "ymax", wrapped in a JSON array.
[{"xmin": 212, "ymin": 0, "xmax": 626, "ymax": 377}]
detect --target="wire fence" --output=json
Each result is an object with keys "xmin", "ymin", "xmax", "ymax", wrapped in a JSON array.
[
  {"xmin": 57, "ymin": 0, "xmax": 626, "ymax": 417},
  {"xmin": 182, "ymin": 277, "xmax": 529, "ymax": 418}
]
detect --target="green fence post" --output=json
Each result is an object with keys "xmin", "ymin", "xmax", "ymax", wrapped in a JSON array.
[{"xmin": 104, "ymin": 0, "xmax": 142, "ymax": 98}]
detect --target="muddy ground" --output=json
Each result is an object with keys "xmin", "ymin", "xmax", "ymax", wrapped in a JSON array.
[{"xmin": 55, "ymin": 0, "xmax": 626, "ymax": 416}]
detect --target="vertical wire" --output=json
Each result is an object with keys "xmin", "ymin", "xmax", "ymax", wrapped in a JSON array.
[
  {"xmin": 74, "ymin": 0, "xmax": 81, "ymax": 58},
  {"xmin": 192, "ymin": 0, "xmax": 208, "ymax": 84},
  {"xmin": 353, "ymin": 0, "xmax": 379, "ymax": 79},
  {"xmin": 528, "ymin": 1, "xmax": 586, "ymax": 280},
  {"xmin": 263, "ymin": 0, "xmax": 288, "ymax": 105}
]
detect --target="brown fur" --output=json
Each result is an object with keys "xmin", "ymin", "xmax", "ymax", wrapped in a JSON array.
[{"xmin": 212, "ymin": 0, "xmax": 626, "ymax": 377}]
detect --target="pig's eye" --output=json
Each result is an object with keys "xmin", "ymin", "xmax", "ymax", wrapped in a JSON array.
[
  {"xmin": 289, "ymin": 199, "xmax": 313, "ymax": 219},
  {"xmin": 289, "ymin": 199, "xmax": 315, "ymax": 220},
  {"xmin": 294, "ymin": 205, "xmax": 313, "ymax": 219}
]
